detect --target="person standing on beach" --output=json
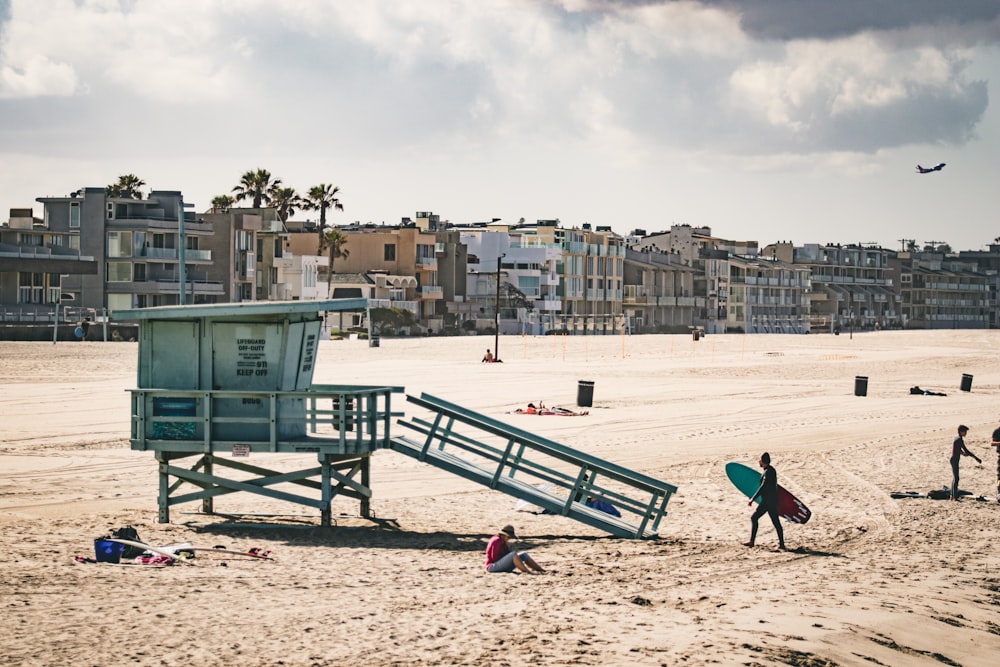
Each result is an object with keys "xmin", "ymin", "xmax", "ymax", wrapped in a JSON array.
[
  {"xmin": 484, "ymin": 525, "xmax": 545, "ymax": 574},
  {"xmin": 990, "ymin": 420, "xmax": 1000, "ymax": 504},
  {"xmin": 744, "ymin": 452, "xmax": 786, "ymax": 550},
  {"xmin": 950, "ymin": 425, "xmax": 981, "ymax": 501}
]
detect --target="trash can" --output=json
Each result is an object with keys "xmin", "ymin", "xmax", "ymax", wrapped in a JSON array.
[
  {"xmin": 577, "ymin": 380, "xmax": 595, "ymax": 407},
  {"xmin": 369, "ymin": 335, "xmax": 380, "ymax": 348},
  {"xmin": 854, "ymin": 376, "xmax": 868, "ymax": 397},
  {"xmin": 960, "ymin": 373, "xmax": 973, "ymax": 392},
  {"xmin": 692, "ymin": 330, "xmax": 700, "ymax": 341}
]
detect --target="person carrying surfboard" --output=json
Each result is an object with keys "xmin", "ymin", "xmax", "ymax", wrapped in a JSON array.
[
  {"xmin": 950, "ymin": 425, "xmax": 981, "ymax": 501},
  {"xmin": 743, "ymin": 452, "xmax": 786, "ymax": 551}
]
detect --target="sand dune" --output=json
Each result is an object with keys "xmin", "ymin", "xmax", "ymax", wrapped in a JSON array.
[{"xmin": 2, "ymin": 331, "xmax": 999, "ymax": 666}]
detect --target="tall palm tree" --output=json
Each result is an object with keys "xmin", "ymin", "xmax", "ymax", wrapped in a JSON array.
[
  {"xmin": 303, "ymin": 183, "xmax": 344, "ymax": 249},
  {"xmin": 269, "ymin": 186, "xmax": 302, "ymax": 224},
  {"xmin": 322, "ymin": 227, "xmax": 350, "ymax": 296},
  {"xmin": 232, "ymin": 168, "xmax": 281, "ymax": 208},
  {"xmin": 210, "ymin": 194, "xmax": 235, "ymax": 213},
  {"xmin": 106, "ymin": 173, "xmax": 146, "ymax": 199}
]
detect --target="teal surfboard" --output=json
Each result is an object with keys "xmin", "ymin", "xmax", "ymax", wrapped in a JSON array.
[{"xmin": 725, "ymin": 462, "xmax": 811, "ymax": 524}]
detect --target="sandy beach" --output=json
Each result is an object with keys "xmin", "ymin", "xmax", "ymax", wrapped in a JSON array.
[{"xmin": 2, "ymin": 330, "xmax": 999, "ymax": 666}]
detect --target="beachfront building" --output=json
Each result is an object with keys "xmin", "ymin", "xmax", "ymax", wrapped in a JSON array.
[
  {"xmin": 631, "ymin": 225, "xmax": 757, "ymax": 334},
  {"xmin": 959, "ymin": 241, "xmax": 1000, "ymax": 329},
  {"xmin": 725, "ymin": 253, "xmax": 811, "ymax": 333},
  {"xmin": 889, "ymin": 250, "xmax": 991, "ymax": 329},
  {"xmin": 762, "ymin": 242, "xmax": 896, "ymax": 332},
  {"xmin": 459, "ymin": 223, "xmax": 563, "ymax": 335},
  {"xmin": 539, "ymin": 222, "xmax": 625, "ymax": 335},
  {"xmin": 330, "ymin": 222, "xmax": 446, "ymax": 331},
  {"xmin": 199, "ymin": 206, "xmax": 284, "ymax": 303},
  {"xmin": 35, "ymin": 187, "xmax": 223, "ymax": 313},
  {"xmin": 622, "ymin": 245, "xmax": 700, "ymax": 332},
  {"xmin": 0, "ymin": 206, "xmax": 98, "ymax": 327}
]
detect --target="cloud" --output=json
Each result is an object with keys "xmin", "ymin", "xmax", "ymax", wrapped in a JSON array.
[{"xmin": 0, "ymin": 0, "xmax": 995, "ymax": 192}]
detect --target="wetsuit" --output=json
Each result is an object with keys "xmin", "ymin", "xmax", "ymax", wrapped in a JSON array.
[
  {"xmin": 750, "ymin": 465, "xmax": 785, "ymax": 548},
  {"xmin": 992, "ymin": 426, "xmax": 1000, "ymax": 502},
  {"xmin": 950, "ymin": 435, "xmax": 974, "ymax": 500}
]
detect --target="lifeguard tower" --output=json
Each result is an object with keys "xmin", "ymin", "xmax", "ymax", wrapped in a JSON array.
[
  {"xmin": 113, "ymin": 300, "xmax": 401, "ymax": 526},
  {"xmin": 114, "ymin": 300, "xmax": 679, "ymax": 538}
]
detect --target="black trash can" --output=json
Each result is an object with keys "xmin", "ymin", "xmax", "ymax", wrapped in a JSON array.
[
  {"xmin": 960, "ymin": 373, "xmax": 973, "ymax": 392},
  {"xmin": 369, "ymin": 335, "xmax": 380, "ymax": 348},
  {"xmin": 577, "ymin": 380, "xmax": 595, "ymax": 407},
  {"xmin": 854, "ymin": 376, "xmax": 868, "ymax": 397}
]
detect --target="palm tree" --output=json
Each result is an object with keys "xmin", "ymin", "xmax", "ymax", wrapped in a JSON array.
[
  {"xmin": 322, "ymin": 227, "xmax": 350, "ymax": 296},
  {"xmin": 106, "ymin": 173, "xmax": 146, "ymax": 199},
  {"xmin": 268, "ymin": 186, "xmax": 302, "ymax": 224},
  {"xmin": 232, "ymin": 168, "xmax": 281, "ymax": 208},
  {"xmin": 210, "ymin": 194, "xmax": 235, "ymax": 213},
  {"xmin": 303, "ymin": 183, "xmax": 344, "ymax": 249}
]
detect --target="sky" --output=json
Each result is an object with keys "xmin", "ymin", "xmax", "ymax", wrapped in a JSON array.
[{"xmin": 1, "ymin": 0, "xmax": 998, "ymax": 252}]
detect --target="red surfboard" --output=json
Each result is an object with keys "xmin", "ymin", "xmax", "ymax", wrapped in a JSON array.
[{"xmin": 726, "ymin": 461, "xmax": 811, "ymax": 524}]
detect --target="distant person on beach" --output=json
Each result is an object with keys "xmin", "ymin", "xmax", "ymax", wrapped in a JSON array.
[
  {"xmin": 992, "ymin": 419, "xmax": 1000, "ymax": 503},
  {"xmin": 484, "ymin": 525, "xmax": 545, "ymax": 574},
  {"xmin": 743, "ymin": 452, "xmax": 786, "ymax": 550},
  {"xmin": 482, "ymin": 348, "xmax": 494, "ymax": 363},
  {"xmin": 950, "ymin": 425, "xmax": 981, "ymax": 501}
]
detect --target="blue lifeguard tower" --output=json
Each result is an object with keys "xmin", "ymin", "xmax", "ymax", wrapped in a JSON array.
[
  {"xmin": 114, "ymin": 299, "xmax": 401, "ymax": 526},
  {"xmin": 114, "ymin": 300, "xmax": 678, "ymax": 538}
]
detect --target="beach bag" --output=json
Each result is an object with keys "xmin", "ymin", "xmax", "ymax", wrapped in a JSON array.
[{"xmin": 110, "ymin": 526, "xmax": 145, "ymax": 559}]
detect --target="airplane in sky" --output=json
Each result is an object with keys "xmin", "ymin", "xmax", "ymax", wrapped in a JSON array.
[{"xmin": 916, "ymin": 163, "xmax": 946, "ymax": 173}]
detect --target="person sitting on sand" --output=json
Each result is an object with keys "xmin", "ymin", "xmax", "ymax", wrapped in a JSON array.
[
  {"xmin": 482, "ymin": 348, "xmax": 494, "ymax": 363},
  {"xmin": 484, "ymin": 525, "xmax": 545, "ymax": 574}
]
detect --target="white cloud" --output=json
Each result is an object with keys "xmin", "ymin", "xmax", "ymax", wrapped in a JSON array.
[{"xmin": 0, "ymin": 54, "xmax": 77, "ymax": 98}]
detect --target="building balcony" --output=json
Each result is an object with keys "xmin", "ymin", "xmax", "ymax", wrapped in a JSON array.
[
  {"xmin": 368, "ymin": 298, "xmax": 419, "ymax": 316},
  {"xmin": 108, "ymin": 279, "xmax": 224, "ymax": 296},
  {"xmin": 416, "ymin": 285, "xmax": 443, "ymax": 299}
]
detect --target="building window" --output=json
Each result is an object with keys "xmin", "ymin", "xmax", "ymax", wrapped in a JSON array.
[
  {"xmin": 107, "ymin": 262, "xmax": 132, "ymax": 282},
  {"xmin": 107, "ymin": 231, "xmax": 132, "ymax": 258},
  {"xmin": 384, "ymin": 243, "xmax": 396, "ymax": 261},
  {"xmin": 70, "ymin": 202, "xmax": 80, "ymax": 228},
  {"xmin": 18, "ymin": 272, "xmax": 44, "ymax": 304},
  {"xmin": 107, "ymin": 293, "xmax": 134, "ymax": 311}
]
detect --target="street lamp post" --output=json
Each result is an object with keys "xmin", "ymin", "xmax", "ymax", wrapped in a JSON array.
[{"xmin": 494, "ymin": 253, "xmax": 505, "ymax": 362}]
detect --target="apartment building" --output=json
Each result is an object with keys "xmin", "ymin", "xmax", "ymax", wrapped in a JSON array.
[
  {"xmin": 889, "ymin": 251, "xmax": 991, "ymax": 329},
  {"xmin": 959, "ymin": 242, "xmax": 1000, "ymax": 329},
  {"xmin": 724, "ymin": 252, "xmax": 811, "ymax": 333},
  {"xmin": 331, "ymin": 223, "xmax": 445, "ymax": 330},
  {"xmin": 0, "ymin": 206, "xmax": 98, "ymax": 322},
  {"xmin": 33, "ymin": 187, "xmax": 223, "ymax": 312},
  {"xmin": 525, "ymin": 222, "xmax": 624, "ymax": 334},
  {"xmin": 622, "ymin": 246, "xmax": 699, "ymax": 332},
  {"xmin": 763, "ymin": 242, "xmax": 896, "ymax": 331},
  {"xmin": 458, "ymin": 224, "xmax": 562, "ymax": 334}
]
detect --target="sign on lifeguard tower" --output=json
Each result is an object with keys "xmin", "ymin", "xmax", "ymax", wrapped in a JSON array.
[{"xmin": 112, "ymin": 300, "xmax": 401, "ymax": 525}]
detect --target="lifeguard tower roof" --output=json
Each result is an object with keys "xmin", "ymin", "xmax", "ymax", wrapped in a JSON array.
[{"xmin": 112, "ymin": 298, "xmax": 367, "ymax": 322}]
